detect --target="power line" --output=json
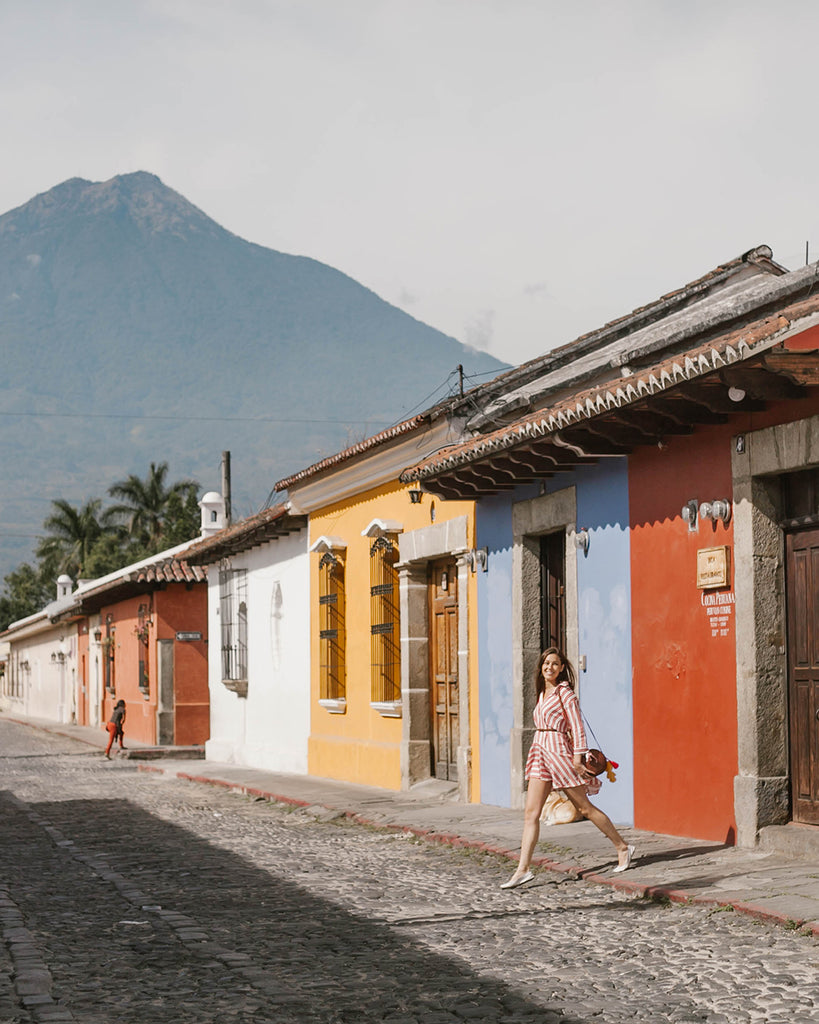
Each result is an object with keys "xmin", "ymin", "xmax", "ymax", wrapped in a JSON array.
[{"xmin": 0, "ymin": 409, "xmax": 390, "ymax": 426}]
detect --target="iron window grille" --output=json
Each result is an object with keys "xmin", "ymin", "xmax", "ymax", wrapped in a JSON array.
[
  {"xmin": 137, "ymin": 602, "xmax": 150, "ymax": 693},
  {"xmin": 319, "ymin": 551, "xmax": 346, "ymax": 701},
  {"xmin": 219, "ymin": 565, "xmax": 248, "ymax": 683},
  {"xmin": 369, "ymin": 536, "xmax": 400, "ymax": 704}
]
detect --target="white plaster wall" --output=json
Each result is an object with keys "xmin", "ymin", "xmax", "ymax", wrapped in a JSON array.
[
  {"xmin": 205, "ymin": 530, "xmax": 310, "ymax": 774},
  {"xmin": 10, "ymin": 628, "xmax": 76, "ymax": 723}
]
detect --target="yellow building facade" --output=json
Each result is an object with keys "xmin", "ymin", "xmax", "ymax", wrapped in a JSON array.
[{"xmin": 278, "ymin": 417, "xmax": 482, "ymax": 803}]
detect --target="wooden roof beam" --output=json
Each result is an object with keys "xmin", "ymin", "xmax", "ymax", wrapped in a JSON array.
[
  {"xmin": 455, "ymin": 465, "xmax": 513, "ymax": 491},
  {"xmin": 761, "ymin": 351, "xmax": 819, "ymax": 386},
  {"xmin": 616, "ymin": 407, "xmax": 694, "ymax": 437},
  {"xmin": 675, "ymin": 379, "xmax": 768, "ymax": 415},
  {"xmin": 719, "ymin": 367, "xmax": 804, "ymax": 401},
  {"xmin": 565, "ymin": 423, "xmax": 634, "ymax": 456},
  {"xmin": 648, "ymin": 393, "xmax": 733, "ymax": 424},
  {"xmin": 423, "ymin": 478, "xmax": 482, "ymax": 500}
]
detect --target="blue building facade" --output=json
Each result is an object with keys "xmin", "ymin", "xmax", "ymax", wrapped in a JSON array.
[{"xmin": 476, "ymin": 461, "xmax": 633, "ymax": 825}]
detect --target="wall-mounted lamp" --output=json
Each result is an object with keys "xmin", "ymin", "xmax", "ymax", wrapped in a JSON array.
[
  {"xmin": 408, "ymin": 488, "xmax": 424, "ymax": 504},
  {"xmin": 575, "ymin": 529, "xmax": 590, "ymax": 554},
  {"xmin": 50, "ymin": 651, "xmax": 66, "ymax": 664},
  {"xmin": 467, "ymin": 547, "xmax": 488, "ymax": 573},
  {"xmin": 728, "ymin": 386, "xmax": 746, "ymax": 403},
  {"xmin": 92, "ymin": 626, "xmax": 102, "ymax": 643},
  {"xmin": 681, "ymin": 499, "xmax": 699, "ymax": 531},
  {"xmin": 699, "ymin": 499, "xmax": 732, "ymax": 525}
]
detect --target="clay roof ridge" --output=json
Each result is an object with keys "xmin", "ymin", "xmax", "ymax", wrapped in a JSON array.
[
  {"xmin": 467, "ymin": 262, "xmax": 819, "ymax": 433},
  {"xmin": 401, "ymin": 296, "xmax": 816, "ymax": 481},
  {"xmin": 274, "ymin": 411, "xmax": 434, "ymax": 492},
  {"xmin": 184, "ymin": 503, "xmax": 307, "ymax": 564},
  {"xmin": 454, "ymin": 245, "xmax": 785, "ymax": 409}
]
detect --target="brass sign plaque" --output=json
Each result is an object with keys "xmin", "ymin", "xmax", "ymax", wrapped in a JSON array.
[{"xmin": 697, "ymin": 546, "xmax": 731, "ymax": 590}]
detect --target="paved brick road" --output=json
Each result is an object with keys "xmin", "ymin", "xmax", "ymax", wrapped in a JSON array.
[{"xmin": 1, "ymin": 720, "xmax": 818, "ymax": 1023}]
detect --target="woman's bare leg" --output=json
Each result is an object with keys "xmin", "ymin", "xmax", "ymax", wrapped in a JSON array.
[
  {"xmin": 564, "ymin": 785, "xmax": 630, "ymax": 865},
  {"xmin": 505, "ymin": 778, "xmax": 552, "ymax": 882}
]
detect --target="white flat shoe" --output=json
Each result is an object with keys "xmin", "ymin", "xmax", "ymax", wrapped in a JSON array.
[
  {"xmin": 500, "ymin": 870, "xmax": 534, "ymax": 889},
  {"xmin": 613, "ymin": 844, "xmax": 636, "ymax": 873}
]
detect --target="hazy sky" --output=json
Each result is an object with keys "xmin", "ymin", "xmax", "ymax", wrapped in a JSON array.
[{"xmin": 3, "ymin": 0, "xmax": 819, "ymax": 366}]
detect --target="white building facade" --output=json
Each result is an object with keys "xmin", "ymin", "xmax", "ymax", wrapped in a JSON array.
[{"xmin": 185, "ymin": 504, "xmax": 311, "ymax": 774}]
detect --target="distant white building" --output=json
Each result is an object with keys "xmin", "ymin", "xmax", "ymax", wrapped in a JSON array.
[
  {"xmin": 184, "ymin": 501, "xmax": 310, "ymax": 774},
  {"xmin": 1, "ymin": 575, "xmax": 81, "ymax": 723}
]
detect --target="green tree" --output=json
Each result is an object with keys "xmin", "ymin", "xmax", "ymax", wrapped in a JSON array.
[
  {"xmin": 0, "ymin": 562, "xmax": 53, "ymax": 632},
  {"xmin": 83, "ymin": 532, "xmax": 150, "ymax": 578},
  {"xmin": 108, "ymin": 462, "xmax": 199, "ymax": 550},
  {"xmin": 162, "ymin": 488, "xmax": 201, "ymax": 547},
  {"xmin": 35, "ymin": 498, "xmax": 120, "ymax": 579}
]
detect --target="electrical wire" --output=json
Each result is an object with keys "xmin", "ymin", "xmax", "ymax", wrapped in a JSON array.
[{"xmin": 0, "ymin": 409, "xmax": 387, "ymax": 426}]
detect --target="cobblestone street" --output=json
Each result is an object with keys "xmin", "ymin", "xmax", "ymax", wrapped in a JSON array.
[{"xmin": 1, "ymin": 720, "xmax": 818, "ymax": 1024}]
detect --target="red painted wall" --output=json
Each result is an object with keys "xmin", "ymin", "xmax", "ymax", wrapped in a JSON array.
[
  {"xmin": 155, "ymin": 584, "xmax": 209, "ymax": 746},
  {"xmin": 99, "ymin": 583, "xmax": 208, "ymax": 747},
  {"xmin": 629, "ymin": 426, "xmax": 738, "ymax": 842},
  {"xmin": 76, "ymin": 622, "xmax": 90, "ymax": 726},
  {"xmin": 630, "ymin": 386, "xmax": 819, "ymax": 842},
  {"xmin": 100, "ymin": 594, "xmax": 158, "ymax": 746}
]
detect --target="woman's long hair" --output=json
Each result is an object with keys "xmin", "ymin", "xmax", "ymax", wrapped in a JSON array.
[{"xmin": 534, "ymin": 646, "xmax": 576, "ymax": 698}]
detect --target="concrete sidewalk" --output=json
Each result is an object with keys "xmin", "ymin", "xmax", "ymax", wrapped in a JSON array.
[{"xmin": 4, "ymin": 711, "xmax": 819, "ymax": 938}]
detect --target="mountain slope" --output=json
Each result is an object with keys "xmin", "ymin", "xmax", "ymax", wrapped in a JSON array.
[{"xmin": 0, "ymin": 172, "xmax": 507, "ymax": 582}]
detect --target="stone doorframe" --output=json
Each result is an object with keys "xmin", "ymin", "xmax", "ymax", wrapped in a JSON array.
[
  {"xmin": 510, "ymin": 486, "xmax": 581, "ymax": 810},
  {"xmin": 397, "ymin": 515, "xmax": 472, "ymax": 802},
  {"xmin": 733, "ymin": 412, "xmax": 819, "ymax": 847}
]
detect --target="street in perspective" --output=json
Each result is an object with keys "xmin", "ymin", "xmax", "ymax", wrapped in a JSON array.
[{"xmin": 1, "ymin": 719, "xmax": 818, "ymax": 1024}]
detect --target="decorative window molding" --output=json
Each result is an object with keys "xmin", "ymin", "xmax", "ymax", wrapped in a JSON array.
[
  {"xmin": 361, "ymin": 518, "xmax": 403, "ymax": 539},
  {"xmin": 318, "ymin": 550, "xmax": 346, "ymax": 702},
  {"xmin": 370, "ymin": 700, "xmax": 402, "ymax": 718},
  {"xmin": 310, "ymin": 535, "xmax": 347, "ymax": 554},
  {"xmin": 369, "ymin": 535, "xmax": 401, "ymax": 707},
  {"xmin": 318, "ymin": 697, "xmax": 347, "ymax": 714}
]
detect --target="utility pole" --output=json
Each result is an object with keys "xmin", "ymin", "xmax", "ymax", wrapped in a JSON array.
[
  {"xmin": 457, "ymin": 364, "xmax": 464, "ymax": 398},
  {"xmin": 221, "ymin": 451, "xmax": 232, "ymax": 526}
]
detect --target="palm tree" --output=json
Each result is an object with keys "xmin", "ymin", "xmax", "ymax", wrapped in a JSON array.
[
  {"xmin": 108, "ymin": 462, "xmax": 199, "ymax": 548},
  {"xmin": 36, "ymin": 498, "xmax": 120, "ymax": 579}
]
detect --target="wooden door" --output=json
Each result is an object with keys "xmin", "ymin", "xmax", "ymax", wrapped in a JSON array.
[
  {"xmin": 786, "ymin": 527, "xmax": 819, "ymax": 825},
  {"xmin": 540, "ymin": 531, "xmax": 566, "ymax": 653},
  {"xmin": 79, "ymin": 653, "xmax": 88, "ymax": 726},
  {"xmin": 429, "ymin": 558, "xmax": 459, "ymax": 781}
]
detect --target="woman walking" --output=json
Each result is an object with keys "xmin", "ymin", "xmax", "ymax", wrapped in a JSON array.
[
  {"xmin": 104, "ymin": 699, "xmax": 126, "ymax": 759},
  {"xmin": 501, "ymin": 647, "xmax": 634, "ymax": 888}
]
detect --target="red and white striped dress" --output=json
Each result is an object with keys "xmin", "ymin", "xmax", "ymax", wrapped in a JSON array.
[{"xmin": 525, "ymin": 682, "xmax": 601, "ymax": 794}]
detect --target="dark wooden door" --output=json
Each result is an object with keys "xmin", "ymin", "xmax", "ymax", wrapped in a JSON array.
[
  {"xmin": 786, "ymin": 528, "xmax": 819, "ymax": 825},
  {"xmin": 79, "ymin": 653, "xmax": 88, "ymax": 726},
  {"xmin": 429, "ymin": 558, "xmax": 459, "ymax": 781},
  {"xmin": 540, "ymin": 531, "xmax": 566, "ymax": 653}
]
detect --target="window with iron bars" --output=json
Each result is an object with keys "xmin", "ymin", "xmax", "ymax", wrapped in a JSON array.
[
  {"xmin": 219, "ymin": 565, "xmax": 248, "ymax": 682},
  {"xmin": 369, "ymin": 536, "xmax": 400, "ymax": 704},
  {"xmin": 319, "ymin": 551, "xmax": 346, "ymax": 701}
]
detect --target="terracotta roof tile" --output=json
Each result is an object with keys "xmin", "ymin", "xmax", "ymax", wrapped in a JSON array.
[
  {"xmin": 185, "ymin": 504, "xmax": 307, "ymax": 564},
  {"xmin": 274, "ymin": 413, "xmax": 434, "ymax": 492},
  {"xmin": 401, "ymin": 296, "xmax": 819, "ymax": 482}
]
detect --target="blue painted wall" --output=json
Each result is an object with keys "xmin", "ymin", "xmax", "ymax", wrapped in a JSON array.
[
  {"xmin": 574, "ymin": 460, "xmax": 633, "ymax": 825},
  {"xmin": 475, "ymin": 494, "xmax": 516, "ymax": 808},
  {"xmin": 475, "ymin": 462, "xmax": 633, "ymax": 825}
]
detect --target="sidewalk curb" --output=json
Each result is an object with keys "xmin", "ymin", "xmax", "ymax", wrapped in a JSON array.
[{"xmin": 140, "ymin": 763, "xmax": 819, "ymax": 939}]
